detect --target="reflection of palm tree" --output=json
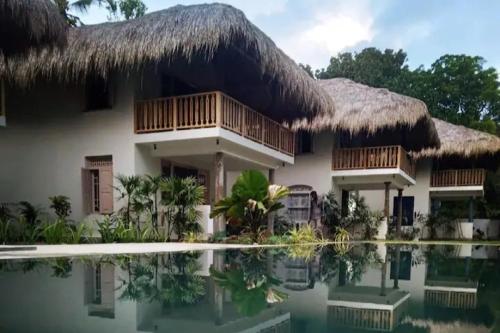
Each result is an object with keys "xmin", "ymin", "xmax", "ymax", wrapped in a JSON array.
[
  {"xmin": 50, "ymin": 258, "xmax": 72, "ymax": 278},
  {"xmin": 160, "ymin": 253, "xmax": 206, "ymax": 306},
  {"xmin": 118, "ymin": 255, "xmax": 159, "ymax": 303}
]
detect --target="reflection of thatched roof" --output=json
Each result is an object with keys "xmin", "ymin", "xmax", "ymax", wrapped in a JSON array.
[
  {"xmin": 0, "ymin": 0, "xmax": 67, "ymax": 56},
  {"xmin": 412, "ymin": 118, "xmax": 500, "ymax": 159},
  {"xmin": 292, "ymin": 78, "xmax": 439, "ymax": 148},
  {"xmin": 6, "ymin": 3, "xmax": 333, "ymax": 119}
]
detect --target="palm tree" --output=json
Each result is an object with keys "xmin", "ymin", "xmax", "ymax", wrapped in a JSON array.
[
  {"xmin": 115, "ymin": 174, "xmax": 141, "ymax": 229},
  {"xmin": 160, "ymin": 177, "xmax": 205, "ymax": 241},
  {"xmin": 210, "ymin": 170, "xmax": 289, "ymax": 241}
]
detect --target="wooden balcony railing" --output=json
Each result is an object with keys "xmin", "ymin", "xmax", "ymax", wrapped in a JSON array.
[
  {"xmin": 332, "ymin": 145, "xmax": 416, "ymax": 178},
  {"xmin": 430, "ymin": 169, "xmax": 485, "ymax": 187},
  {"xmin": 134, "ymin": 91, "xmax": 295, "ymax": 156}
]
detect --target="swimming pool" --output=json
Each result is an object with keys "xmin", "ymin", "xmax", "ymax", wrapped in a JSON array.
[{"xmin": 0, "ymin": 243, "xmax": 498, "ymax": 332}]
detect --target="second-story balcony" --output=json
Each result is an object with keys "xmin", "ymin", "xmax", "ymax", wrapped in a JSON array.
[
  {"xmin": 133, "ymin": 91, "xmax": 295, "ymax": 163},
  {"xmin": 331, "ymin": 145, "xmax": 416, "ymax": 190},
  {"xmin": 430, "ymin": 168, "xmax": 486, "ymax": 198}
]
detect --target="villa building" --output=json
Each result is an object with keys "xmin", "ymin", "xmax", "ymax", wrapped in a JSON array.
[
  {"xmin": 1, "ymin": 3, "xmax": 499, "ymax": 240},
  {"xmin": 0, "ymin": 3, "xmax": 332, "ymax": 234}
]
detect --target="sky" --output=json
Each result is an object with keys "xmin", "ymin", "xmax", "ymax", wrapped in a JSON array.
[{"xmin": 73, "ymin": 0, "xmax": 500, "ymax": 71}]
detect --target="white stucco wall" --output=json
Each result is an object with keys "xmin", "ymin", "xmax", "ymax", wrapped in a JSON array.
[
  {"xmin": 360, "ymin": 159, "xmax": 432, "ymax": 216},
  {"xmin": 0, "ymin": 77, "xmax": 149, "ymax": 222},
  {"xmin": 274, "ymin": 131, "xmax": 337, "ymax": 196}
]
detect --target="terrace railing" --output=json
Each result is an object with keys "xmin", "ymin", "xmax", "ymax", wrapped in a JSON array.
[
  {"xmin": 134, "ymin": 91, "xmax": 294, "ymax": 156},
  {"xmin": 430, "ymin": 168, "xmax": 486, "ymax": 187},
  {"xmin": 332, "ymin": 145, "xmax": 416, "ymax": 178}
]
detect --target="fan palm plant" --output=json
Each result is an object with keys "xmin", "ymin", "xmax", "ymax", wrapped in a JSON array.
[
  {"xmin": 115, "ymin": 174, "xmax": 141, "ymax": 230},
  {"xmin": 210, "ymin": 170, "xmax": 289, "ymax": 242},
  {"xmin": 160, "ymin": 177, "xmax": 205, "ymax": 241}
]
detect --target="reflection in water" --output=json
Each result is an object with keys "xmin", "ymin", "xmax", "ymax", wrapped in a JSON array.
[{"xmin": 0, "ymin": 244, "xmax": 499, "ymax": 332}]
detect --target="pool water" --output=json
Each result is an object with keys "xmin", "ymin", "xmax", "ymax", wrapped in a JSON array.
[{"xmin": 0, "ymin": 244, "xmax": 499, "ymax": 332}]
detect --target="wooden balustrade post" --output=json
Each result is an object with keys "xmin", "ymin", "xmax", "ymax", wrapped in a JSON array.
[
  {"xmin": 215, "ymin": 92, "xmax": 222, "ymax": 127},
  {"xmin": 261, "ymin": 116, "xmax": 265, "ymax": 143},
  {"xmin": 172, "ymin": 97, "xmax": 178, "ymax": 130}
]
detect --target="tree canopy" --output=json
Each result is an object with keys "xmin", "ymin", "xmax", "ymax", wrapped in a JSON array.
[
  {"xmin": 311, "ymin": 48, "xmax": 500, "ymax": 135},
  {"xmin": 53, "ymin": 0, "xmax": 147, "ymax": 26}
]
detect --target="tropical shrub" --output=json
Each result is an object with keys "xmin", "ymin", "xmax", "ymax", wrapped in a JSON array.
[
  {"xmin": 287, "ymin": 224, "xmax": 321, "ymax": 244},
  {"xmin": 49, "ymin": 195, "xmax": 72, "ymax": 220},
  {"xmin": 211, "ymin": 170, "xmax": 289, "ymax": 241},
  {"xmin": 115, "ymin": 174, "xmax": 142, "ymax": 230},
  {"xmin": 160, "ymin": 176, "xmax": 205, "ymax": 241},
  {"xmin": 323, "ymin": 190, "xmax": 342, "ymax": 234}
]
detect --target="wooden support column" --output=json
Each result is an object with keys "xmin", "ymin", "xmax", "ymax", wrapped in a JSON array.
[
  {"xmin": 393, "ymin": 246, "xmax": 401, "ymax": 289},
  {"xmin": 468, "ymin": 197, "xmax": 475, "ymax": 223},
  {"xmin": 212, "ymin": 250, "xmax": 225, "ymax": 325},
  {"xmin": 384, "ymin": 182, "xmax": 391, "ymax": 223},
  {"xmin": 267, "ymin": 169, "xmax": 276, "ymax": 235},
  {"xmin": 396, "ymin": 189, "xmax": 403, "ymax": 239},
  {"xmin": 214, "ymin": 152, "xmax": 225, "ymax": 234},
  {"xmin": 380, "ymin": 257, "xmax": 387, "ymax": 296}
]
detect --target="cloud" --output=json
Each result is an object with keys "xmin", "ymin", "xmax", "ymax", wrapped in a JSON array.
[
  {"xmin": 279, "ymin": 2, "xmax": 376, "ymax": 69},
  {"xmin": 389, "ymin": 21, "xmax": 433, "ymax": 50}
]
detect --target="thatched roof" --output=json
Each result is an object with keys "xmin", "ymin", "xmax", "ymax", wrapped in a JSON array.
[
  {"xmin": 0, "ymin": 0, "xmax": 67, "ymax": 56},
  {"xmin": 412, "ymin": 118, "xmax": 500, "ymax": 159},
  {"xmin": 292, "ymin": 78, "xmax": 439, "ymax": 149},
  {"xmin": 5, "ymin": 3, "xmax": 333, "ymax": 120}
]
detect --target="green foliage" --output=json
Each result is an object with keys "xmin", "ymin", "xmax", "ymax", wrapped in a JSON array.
[
  {"xmin": 49, "ymin": 195, "xmax": 72, "ymax": 220},
  {"xmin": 322, "ymin": 190, "xmax": 342, "ymax": 234},
  {"xmin": 287, "ymin": 225, "xmax": 321, "ymax": 244},
  {"xmin": 18, "ymin": 201, "xmax": 44, "ymax": 227},
  {"xmin": 334, "ymin": 228, "xmax": 350, "ymax": 243},
  {"xmin": 211, "ymin": 170, "xmax": 289, "ymax": 241},
  {"xmin": 118, "ymin": 0, "xmax": 147, "ymax": 19},
  {"xmin": 316, "ymin": 48, "xmax": 499, "ymax": 133},
  {"xmin": 160, "ymin": 176, "xmax": 205, "ymax": 241},
  {"xmin": 210, "ymin": 265, "xmax": 287, "ymax": 317},
  {"xmin": 54, "ymin": 0, "xmax": 147, "ymax": 26},
  {"xmin": 115, "ymin": 174, "xmax": 142, "ymax": 229},
  {"xmin": 41, "ymin": 220, "xmax": 71, "ymax": 244}
]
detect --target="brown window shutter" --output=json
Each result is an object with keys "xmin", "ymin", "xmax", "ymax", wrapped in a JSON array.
[
  {"xmin": 82, "ymin": 168, "xmax": 93, "ymax": 215},
  {"xmin": 98, "ymin": 165, "xmax": 114, "ymax": 214}
]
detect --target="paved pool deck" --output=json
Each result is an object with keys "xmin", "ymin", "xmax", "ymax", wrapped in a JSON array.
[{"xmin": 0, "ymin": 242, "xmax": 268, "ymax": 260}]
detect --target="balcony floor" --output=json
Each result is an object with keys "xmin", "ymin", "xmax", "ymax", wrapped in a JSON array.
[
  {"xmin": 332, "ymin": 168, "xmax": 416, "ymax": 190},
  {"xmin": 134, "ymin": 127, "xmax": 293, "ymax": 168},
  {"xmin": 430, "ymin": 185, "xmax": 484, "ymax": 199}
]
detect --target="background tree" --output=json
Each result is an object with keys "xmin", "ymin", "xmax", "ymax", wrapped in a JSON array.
[{"xmin": 53, "ymin": 0, "xmax": 146, "ymax": 26}]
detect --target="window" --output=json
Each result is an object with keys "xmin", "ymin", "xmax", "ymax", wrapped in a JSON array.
[
  {"xmin": 295, "ymin": 131, "xmax": 313, "ymax": 154},
  {"xmin": 287, "ymin": 185, "xmax": 312, "ymax": 225},
  {"xmin": 85, "ymin": 77, "xmax": 112, "ymax": 111},
  {"xmin": 392, "ymin": 196, "xmax": 415, "ymax": 226},
  {"xmin": 0, "ymin": 80, "xmax": 5, "ymax": 126},
  {"xmin": 82, "ymin": 156, "xmax": 113, "ymax": 214}
]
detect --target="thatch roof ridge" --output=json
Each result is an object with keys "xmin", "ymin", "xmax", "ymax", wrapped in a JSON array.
[
  {"xmin": 6, "ymin": 3, "xmax": 333, "ymax": 116},
  {"xmin": 0, "ymin": 0, "xmax": 67, "ymax": 55},
  {"xmin": 292, "ymin": 78, "xmax": 440, "ymax": 148},
  {"xmin": 412, "ymin": 117, "xmax": 500, "ymax": 159}
]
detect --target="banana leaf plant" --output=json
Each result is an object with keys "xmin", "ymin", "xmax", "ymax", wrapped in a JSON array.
[
  {"xmin": 209, "ymin": 265, "xmax": 287, "ymax": 317},
  {"xmin": 210, "ymin": 170, "xmax": 289, "ymax": 241}
]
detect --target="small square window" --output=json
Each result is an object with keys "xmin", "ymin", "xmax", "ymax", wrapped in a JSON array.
[
  {"xmin": 85, "ymin": 77, "xmax": 112, "ymax": 111},
  {"xmin": 295, "ymin": 131, "xmax": 313, "ymax": 155}
]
